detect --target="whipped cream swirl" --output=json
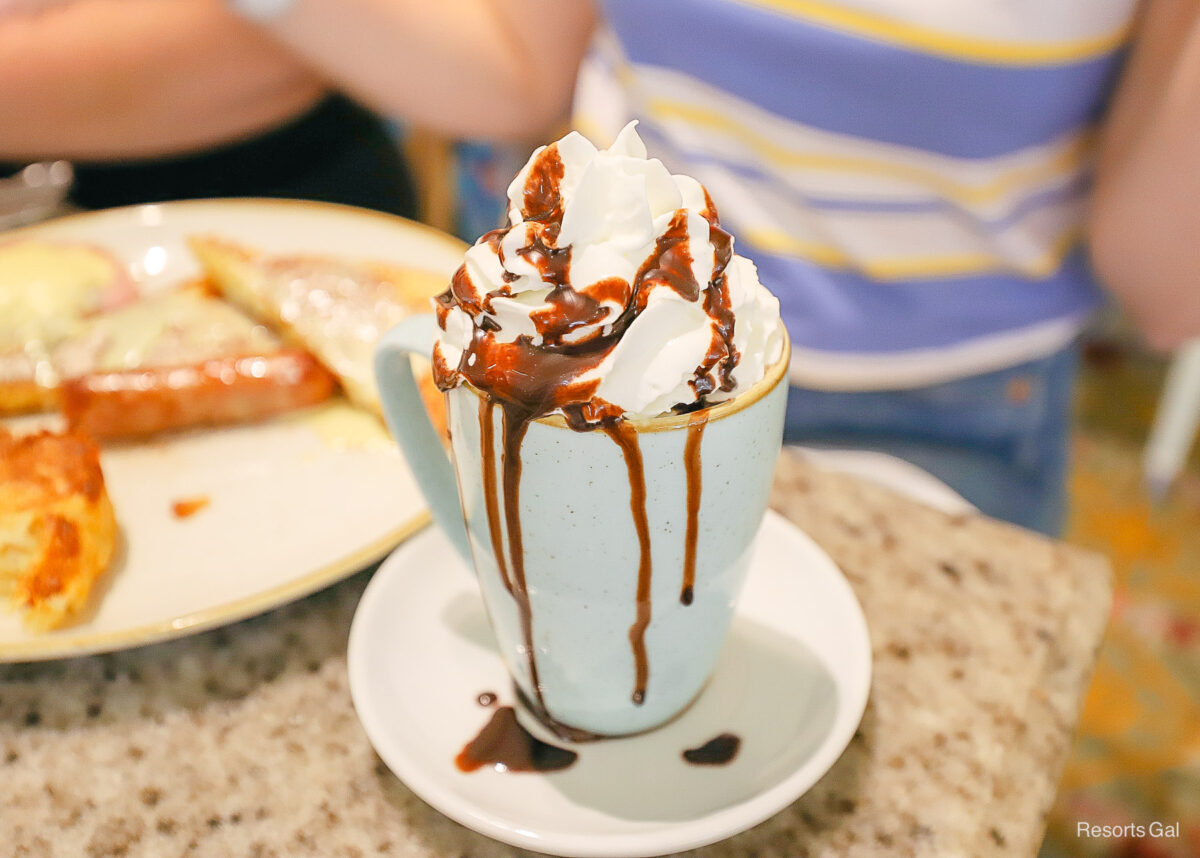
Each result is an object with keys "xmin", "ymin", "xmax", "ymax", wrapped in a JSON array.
[{"xmin": 432, "ymin": 123, "xmax": 783, "ymax": 422}]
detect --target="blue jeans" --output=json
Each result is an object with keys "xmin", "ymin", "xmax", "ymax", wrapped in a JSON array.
[{"xmin": 783, "ymin": 348, "xmax": 1078, "ymax": 535}]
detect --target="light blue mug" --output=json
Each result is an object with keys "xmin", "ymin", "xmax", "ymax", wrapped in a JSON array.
[{"xmin": 375, "ymin": 315, "xmax": 788, "ymax": 737}]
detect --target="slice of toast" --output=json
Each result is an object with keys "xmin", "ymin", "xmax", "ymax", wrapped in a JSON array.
[
  {"xmin": 188, "ymin": 235, "xmax": 448, "ymax": 432},
  {"xmin": 51, "ymin": 282, "xmax": 279, "ymax": 378},
  {"xmin": 0, "ymin": 429, "xmax": 118, "ymax": 631}
]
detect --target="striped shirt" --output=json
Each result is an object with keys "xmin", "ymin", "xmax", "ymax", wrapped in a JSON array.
[{"xmin": 573, "ymin": 0, "xmax": 1138, "ymax": 389}]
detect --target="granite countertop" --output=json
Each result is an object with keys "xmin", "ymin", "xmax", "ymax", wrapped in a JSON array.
[{"xmin": 0, "ymin": 451, "xmax": 1112, "ymax": 858}]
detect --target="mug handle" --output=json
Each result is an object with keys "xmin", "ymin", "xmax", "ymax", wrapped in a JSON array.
[{"xmin": 374, "ymin": 314, "xmax": 471, "ymax": 562}]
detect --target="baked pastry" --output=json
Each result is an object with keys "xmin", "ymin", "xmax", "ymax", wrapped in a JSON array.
[
  {"xmin": 187, "ymin": 235, "xmax": 446, "ymax": 430},
  {"xmin": 0, "ymin": 429, "xmax": 118, "ymax": 630}
]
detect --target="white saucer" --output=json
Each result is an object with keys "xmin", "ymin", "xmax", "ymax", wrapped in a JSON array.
[{"xmin": 348, "ymin": 510, "xmax": 871, "ymax": 858}]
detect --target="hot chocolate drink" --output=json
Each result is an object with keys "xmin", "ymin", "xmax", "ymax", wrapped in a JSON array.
[{"xmin": 427, "ymin": 124, "xmax": 785, "ymax": 734}]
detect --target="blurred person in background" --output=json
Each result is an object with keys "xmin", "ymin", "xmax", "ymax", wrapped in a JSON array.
[
  {"xmin": 5, "ymin": 0, "xmax": 1197, "ymax": 535},
  {"xmin": 0, "ymin": 0, "xmax": 420, "ymax": 214}
]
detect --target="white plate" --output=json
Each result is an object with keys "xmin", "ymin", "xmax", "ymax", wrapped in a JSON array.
[
  {"xmin": 0, "ymin": 199, "xmax": 467, "ymax": 661},
  {"xmin": 348, "ymin": 509, "xmax": 872, "ymax": 858}
]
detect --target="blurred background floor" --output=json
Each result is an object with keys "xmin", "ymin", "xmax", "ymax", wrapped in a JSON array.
[{"xmin": 1042, "ymin": 328, "xmax": 1200, "ymax": 858}]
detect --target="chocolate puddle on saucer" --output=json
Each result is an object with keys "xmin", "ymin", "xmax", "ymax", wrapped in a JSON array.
[
  {"xmin": 456, "ymin": 715, "xmax": 576, "ymax": 772},
  {"xmin": 434, "ymin": 142, "xmax": 739, "ymax": 738},
  {"xmin": 683, "ymin": 733, "xmax": 741, "ymax": 765},
  {"xmin": 456, "ymin": 692, "xmax": 742, "ymax": 773}
]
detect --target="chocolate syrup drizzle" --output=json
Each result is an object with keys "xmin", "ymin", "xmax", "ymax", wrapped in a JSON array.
[
  {"xmin": 603, "ymin": 420, "xmax": 653, "ymax": 705},
  {"xmin": 433, "ymin": 142, "xmax": 742, "ymax": 734},
  {"xmin": 455, "ymin": 706, "xmax": 578, "ymax": 773},
  {"xmin": 476, "ymin": 690, "xmax": 498, "ymax": 707},
  {"xmin": 681, "ymin": 413, "xmax": 708, "ymax": 606},
  {"xmin": 498, "ymin": 398, "xmax": 542, "ymax": 711},
  {"xmin": 457, "ymin": 693, "xmax": 739, "ymax": 773},
  {"xmin": 479, "ymin": 399, "xmax": 511, "ymax": 594},
  {"xmin": 683, "ymin": 732, "xmax": 741, "ymax": 765}
]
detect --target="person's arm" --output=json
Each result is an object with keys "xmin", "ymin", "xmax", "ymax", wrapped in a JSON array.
[
  {"xmin": 1089, "ymin": 0, "xmax": 1200, "ymax": 351},
  {"xmin": 0, "ymin": 0, "xmax": 325, "ymax": 160},
  {"xmin": 261, "ymin": 0, "xmax": 597, "ymax": 140}
]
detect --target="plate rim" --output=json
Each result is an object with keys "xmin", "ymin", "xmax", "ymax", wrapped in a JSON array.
[
  {"xmin": 348, "ymin": 508, "xmax": 872, "ymax": 858},
  {"xmin": 1, "ymin": 195, "xmax": 470, "ymax": 258},
  {"xmin": 0, "ymin": 515, "xmax": 430, "ymax": 663},
  {"xmin": 1, "ymin": 197, "xmax": 464, "ymax": 661}
]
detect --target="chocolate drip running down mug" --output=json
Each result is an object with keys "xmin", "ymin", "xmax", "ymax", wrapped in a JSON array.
[{"xmin": 375, "ymin": 316, "xmax": 788, "ymax": 738}]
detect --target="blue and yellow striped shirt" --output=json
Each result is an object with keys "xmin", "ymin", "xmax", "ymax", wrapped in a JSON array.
[{"xmin": 573, "ymin": 0, "xmax": 1138, "ymax": 389}]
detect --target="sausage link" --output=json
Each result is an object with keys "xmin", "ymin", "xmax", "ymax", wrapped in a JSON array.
[{"xmin": 61, "ymin": 349, "xmax": 335, "ymax": 439}]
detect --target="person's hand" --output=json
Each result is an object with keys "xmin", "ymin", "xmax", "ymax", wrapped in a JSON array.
[{"xmin": 0, "ymin": 0, "xmax": 78, "ymax": 16}]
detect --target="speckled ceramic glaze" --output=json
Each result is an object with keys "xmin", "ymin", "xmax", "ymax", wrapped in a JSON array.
[{"xmin": 376, "ymin": 315, "xmax": 788, "ymax": 735}]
